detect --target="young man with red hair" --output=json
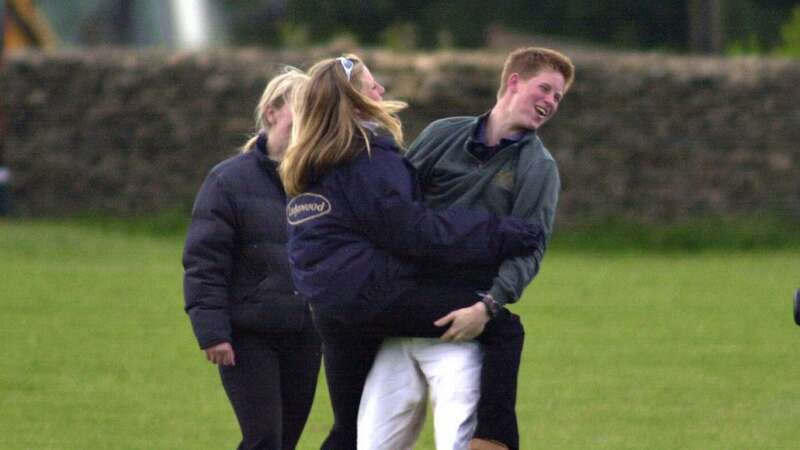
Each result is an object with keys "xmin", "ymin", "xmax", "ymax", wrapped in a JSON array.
[{"xmin": 359, "ymin": 47, "xmax": 575, "ymax": 450}]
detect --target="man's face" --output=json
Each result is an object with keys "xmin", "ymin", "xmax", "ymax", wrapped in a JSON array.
[{"xmin": 507, "ymin": 69, "xmax": 566, "ymax": 132}]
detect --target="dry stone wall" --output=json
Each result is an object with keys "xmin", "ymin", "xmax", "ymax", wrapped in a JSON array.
[{"xmin": 2, "ymin": 47, "xmax": 798, "ymax": 226}]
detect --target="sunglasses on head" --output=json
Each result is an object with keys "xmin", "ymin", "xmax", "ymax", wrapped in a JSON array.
[{"xmin": 337, "ymin": 57, "xmax": 355, "ymax": 81}]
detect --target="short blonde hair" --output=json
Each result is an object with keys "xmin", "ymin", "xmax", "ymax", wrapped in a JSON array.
[
  {"xmin": 497, "ymin": 47, "xmax": 575, "ymax": 99},
  {"xmin": 241, "ymin": 67, "xmax": 307, "ymax": 153},
  {"xmin": 280, "ymin": 54, "xmax": 406, "ymax": 196}
]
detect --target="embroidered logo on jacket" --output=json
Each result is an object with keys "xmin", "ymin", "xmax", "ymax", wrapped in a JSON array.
[
  {"xmin": 492, "ymin": 169, "xmax": 515, "ymax": 191},
  {"xmin": 287, "ymin": 193, "xmax": 332, "ymax": 225}
]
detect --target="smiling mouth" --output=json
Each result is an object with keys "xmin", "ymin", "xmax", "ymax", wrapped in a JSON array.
[{"xmin": 535, "ymin": 106, "xmax": 548, "ymax": 118}]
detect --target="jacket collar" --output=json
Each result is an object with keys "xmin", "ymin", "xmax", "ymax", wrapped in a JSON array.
[
  {"xmin": 371, "ymin": 134, "xmax": 401, "ymax": 153},
  {"xmin": 465, "ymin": 112, "xmax": 536, "ymax": 147},
  {"xmin": 254, "ymin": 133, "xmax": 280, "ymax": 170}
]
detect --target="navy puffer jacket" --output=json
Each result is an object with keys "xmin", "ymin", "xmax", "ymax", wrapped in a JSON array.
[{"xmin": 183, "ymin": 135, "xmax": 308, "ymax": 349}]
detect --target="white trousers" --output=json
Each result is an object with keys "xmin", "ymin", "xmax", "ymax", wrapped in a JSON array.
[{"xmin": 357, "ymin": 337, "xmax": 483, "ymax": 450}]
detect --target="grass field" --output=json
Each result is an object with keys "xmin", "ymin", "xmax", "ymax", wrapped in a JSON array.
[{"xmin": 1, "ymin": 219, "xmax": 798, "ymax": 449}]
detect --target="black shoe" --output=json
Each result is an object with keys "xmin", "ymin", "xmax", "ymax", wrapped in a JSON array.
[{"xmin": 794, "ymin": 289, "xmax": 800, "ymax": 326}]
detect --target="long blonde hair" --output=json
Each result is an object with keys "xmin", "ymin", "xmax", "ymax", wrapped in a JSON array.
[
  {"xmin": 241, "ymin": 67, "xmax": 308, "ymax": 153},
  {"xmin": 280, "ymin": 54, "xmax": 406, "ymax": 196}
]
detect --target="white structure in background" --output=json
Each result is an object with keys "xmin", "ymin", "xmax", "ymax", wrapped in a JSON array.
[
  {"xmin": 33, "ymin": 0, "xmax": 226, "ymax": 49},
  {"xmin": 171, "ymin": 0, "xmax": 211, "ymax": 49}
]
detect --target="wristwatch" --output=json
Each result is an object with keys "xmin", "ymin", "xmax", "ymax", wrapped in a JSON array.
[{"xmin": 480, "ymin": 294, "xmax": 500, "ymax": 320}]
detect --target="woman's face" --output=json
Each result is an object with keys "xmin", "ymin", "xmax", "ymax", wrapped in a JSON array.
[
  {"xmin": 265, "ymin": 102, "xmax": 293, "ymax": 161},
  {"xmin": 359, "ymin": 66, "xmax": 385, "ymax": 102}
]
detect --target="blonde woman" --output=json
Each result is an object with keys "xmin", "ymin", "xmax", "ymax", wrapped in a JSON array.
[
  {"xmin": 281, "ymin": 55, "xmax": 539, "ymax": 450},
  {"xmin": 183, "ymin": 68, "xmax": 321, "ymax": 450}
]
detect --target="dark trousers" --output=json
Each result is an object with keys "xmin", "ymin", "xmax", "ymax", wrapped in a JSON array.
[
  {"xmin": 313, "ymin": 275, "xmax": 523, "ymax": 450},
  {"xmin": 219, "ymin": 318, "xmax": 321, "ymax": 450}
]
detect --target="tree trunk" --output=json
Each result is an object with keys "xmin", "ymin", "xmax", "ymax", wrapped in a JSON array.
[{"xmin": 688, "ymin": 0, "xmax": 724, "ymax": 54}]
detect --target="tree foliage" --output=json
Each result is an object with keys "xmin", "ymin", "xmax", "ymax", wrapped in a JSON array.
[{"xmin": 225, "ymin": 0, "xmax": 800, "ymax": 55}]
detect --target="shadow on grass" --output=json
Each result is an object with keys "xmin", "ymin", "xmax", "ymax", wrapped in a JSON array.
[
  {"xmin": 552, "ymin": 216, "xmax": 800, "ymax": 253},
  {"xmin": 46, "ymin": 210, "xmax": 191, "ymax": 239},
  {"xmin": 9, "ymin": 212, "xmax": 799, "ymax": 252}
]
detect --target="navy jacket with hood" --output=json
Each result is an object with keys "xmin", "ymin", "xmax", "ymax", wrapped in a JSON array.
[{"xmin": 286, "ymin": 135, "xmax": 542, "ymax": 323}]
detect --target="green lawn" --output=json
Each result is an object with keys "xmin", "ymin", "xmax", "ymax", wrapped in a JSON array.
[{"xmin": 1, "ymin": 220, "xmax": 798, "ymax": 449}]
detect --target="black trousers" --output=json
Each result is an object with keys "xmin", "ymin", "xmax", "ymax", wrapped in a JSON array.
[
  {"xmin": 219, "ymin": 316, "xmax": 322, "ymax": 450},
  {"xmin": 313, "ymin": 275, "xmax": 524, "ymax": 450}
]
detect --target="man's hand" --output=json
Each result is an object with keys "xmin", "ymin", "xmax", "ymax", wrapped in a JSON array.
[
  {"xmin": 204, "ymin": 342, "xmax": 236, "ymax": 366},
  {"xmin": 434, "ymin": 301, "xmax": 490, "ymax": 342}
]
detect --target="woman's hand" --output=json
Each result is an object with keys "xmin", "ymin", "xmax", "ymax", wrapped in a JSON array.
[
  {"xmin": 204, "ymin": 342, "xmax": 236, "ymax": 366},
  {"xmin": 434, "ymin": 301, "xmax": 490, "ymax": 342}
]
